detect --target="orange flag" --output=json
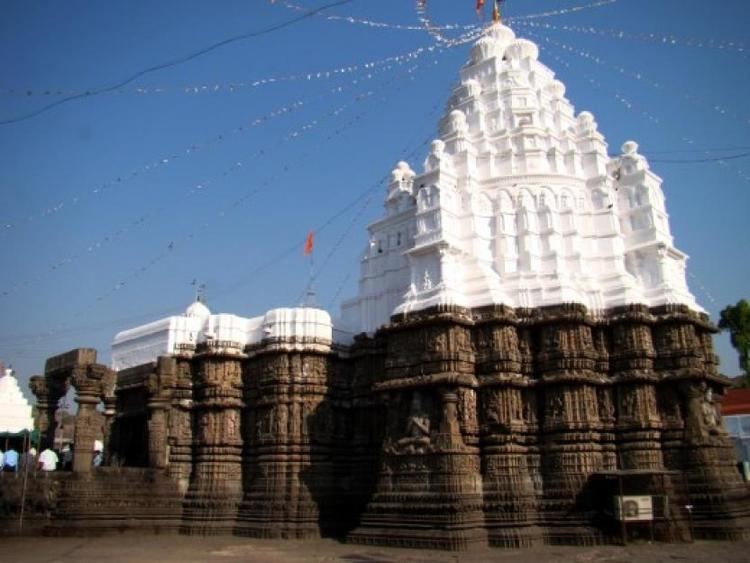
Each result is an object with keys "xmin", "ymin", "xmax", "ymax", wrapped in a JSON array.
[{"xmin": 303, "ymin": 231, "xmax": 314, "ymax": 256}]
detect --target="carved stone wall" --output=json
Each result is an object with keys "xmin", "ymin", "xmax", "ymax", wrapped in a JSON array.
[
  {"xmin": 234, "ymin": 338, "xmax": 345, "ymax": 539},
  {"xmin": 24, "ymin": 306, "xmax": 750, "ymax": 547},
  {"xmin": 348, "ymin": 308, "xmax": 488, "ymax": 550},
  {"xmin": 181, "ymin": 342, "xmax": 244, "ymax": 535}
]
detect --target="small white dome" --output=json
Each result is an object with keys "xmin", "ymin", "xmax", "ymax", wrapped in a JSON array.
[{"xmin": 185, "ymin": 299, "xmax": 211, "ymax": 318}]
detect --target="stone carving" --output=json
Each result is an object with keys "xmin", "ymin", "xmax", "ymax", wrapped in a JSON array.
[
  {"xmin": 392, "ymin": 391, "xmax": 431, "ymax": 453},
  {"xmin": 700, "ymin": 383, "xmax": 720, "ymax": 433},
  {"xmin": 22, "ymin": 304, "xmax": 750, "ymax": 547}
]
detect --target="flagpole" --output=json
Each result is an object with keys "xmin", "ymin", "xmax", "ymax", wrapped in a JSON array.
[
  {"xmin": 303, "ymin": 230, "xmax": 315, "ymax": 306},
  {"xmin": 308, "ymin": 247, "xmax": 314, "ymax": 305}
]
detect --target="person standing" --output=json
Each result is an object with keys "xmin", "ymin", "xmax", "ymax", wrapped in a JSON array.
[
  {"xmin": 60, "ymin": 444, "xmax": 72, "ymax": 471},
  {"xmin": 3, "ymin": 447, "xmax": 19, "ymax": 472},
  {"xmin": 38, "ymin": 448, "xmax": 58, "ymax": 472}
]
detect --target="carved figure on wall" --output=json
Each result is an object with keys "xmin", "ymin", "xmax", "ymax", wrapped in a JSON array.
[
  {"xmin": 256, "ymin": 408, "xmax": 272, "ymax": 440},
  {"xmin": 454, "ymin": 328, "xmax": 471, "ymax": 354},
  {"xmin": 550, "ymin": 393, "xmax": 564, "ymax": 418},
  {"xmin": 225, "ymin": 410, "xmax": 238, "ymax": 439},
  {"xmin": 523, "ymin": 390, "xmax": 537, "ymax": 423},
  {"xmin": 544, "ymin": 330, "xmax": 561, "ymax": 352},
  {"xmin": 482, "ymin": 389, "xmax": 501, "ymax": 428},
  {"xmin": 597, "ymin": 388, "xmax": 615, "ymax": 421},
  {"xmin": 426, "ymin": 329, "xmax": 446, "ymax": 353},
  {"xmin": 198, "ymin": 412, "xmax": 211, "ymax": 442},
  {"xmin": 510, "ymin": 390, "xmax": 523, "ymax": 422},
  {"xmin": 422, "ymin": 270, "xmax": 433, "ymax": 291},
  {"xmin": 457, "ymin": 388, "xmax": 477, "ymax": 428},
  {"xmin": 620, "ymin": 389, "xmax": 637, "ymax": 418},
  {"xmin": 701, "ymin": 384, "xmax": 719, "ymax": 432},
  {"xmin": 275, "ymin": 404, "xmax": 288, "ymax": 438},
  {"xmin": 394, "ymin": 391, "xmax": 431, "ymax": 453}
]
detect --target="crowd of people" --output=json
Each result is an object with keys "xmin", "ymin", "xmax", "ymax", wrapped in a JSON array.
[{"xmin": 0, "ymin": 443, "xmax": 104, "ymax": 474}]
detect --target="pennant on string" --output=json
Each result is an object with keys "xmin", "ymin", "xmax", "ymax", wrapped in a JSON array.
[{"xmin": 303, "ymin": 231, "xmax": 314, "ymax": 256}]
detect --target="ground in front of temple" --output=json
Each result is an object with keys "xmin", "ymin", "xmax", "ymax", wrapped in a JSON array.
[{"xmin": 3, "ymin": 535, "xmax": 750, "ymax": 563}]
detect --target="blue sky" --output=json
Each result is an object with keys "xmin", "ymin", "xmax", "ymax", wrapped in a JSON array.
[{"xmin": 1, "ymin": 0, "xmax": 749, "ymax": 401}]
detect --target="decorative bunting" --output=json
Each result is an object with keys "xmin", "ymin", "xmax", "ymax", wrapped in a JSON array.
[
  {"xmin": 1, "ymin": 43, "xmax": 443, "ymax": 234},
  {"xmin": 515, "ymin": 20, "xmax": 747, "ymax": 54}
]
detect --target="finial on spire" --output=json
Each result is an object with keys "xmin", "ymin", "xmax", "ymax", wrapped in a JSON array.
[
  {"xmin": 492, "ymin": 0, "xmax": 502, "ymax": 24},
  {"xmin": 191, "ymin": 279, "xmax": 206, "ymax": 303}
]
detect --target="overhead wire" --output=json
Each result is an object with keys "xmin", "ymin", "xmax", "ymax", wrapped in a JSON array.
[
  {"xmin": 91, "ymin": 46, "xmax": 451, "ymax": 305},
  {"xmin": 0, "ymin": 0, "xmax": 358, "ymax": 126},
  {"xmin": 1, "ymin": 41, "xmax": 437, "ymax": 233},
  {"xmin": 0, "ymin": 50, "xmax": 432, "ymax": 298},
  {"xmin": 514, "ymin": 20, "xmax": 747, "ymax": 54},
  {"xmin": 529, "ymin": 30, "xmax": 750, "ymax": 180},
  {"xmin": 0, "ymin": 49, "xmax": 452, "ymax": 350}
]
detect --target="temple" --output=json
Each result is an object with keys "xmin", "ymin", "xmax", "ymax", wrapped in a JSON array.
[
  {"xmin": 0, "ymin": 366, "xmax": 34, "ymax": 434},
  {"xmin": 7, "ymin": 22, "xmax": 749, "ymax": 549}
]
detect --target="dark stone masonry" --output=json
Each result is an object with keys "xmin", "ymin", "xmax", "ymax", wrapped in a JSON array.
[{"xmin": 4, "ymin": 303, "xmax": 749, "ymax": 549}]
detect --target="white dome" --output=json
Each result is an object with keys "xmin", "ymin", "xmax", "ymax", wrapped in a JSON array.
[{"xmin": 185, "ymin": 299, "xmax": 211, "ymax": 318}]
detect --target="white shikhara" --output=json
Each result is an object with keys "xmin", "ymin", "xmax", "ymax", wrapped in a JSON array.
[
  {"xmin": 112, "ymin": 22, "xmax": 701, "ymax": 368},
  {"xmin": 342, "ymin": 23, "xmax": 698, "ymax": 334}
]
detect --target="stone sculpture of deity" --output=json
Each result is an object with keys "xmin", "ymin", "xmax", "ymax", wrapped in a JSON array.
[{"xmin": 395, "ymin": 391, "xmax": 431, "ymax": 453}]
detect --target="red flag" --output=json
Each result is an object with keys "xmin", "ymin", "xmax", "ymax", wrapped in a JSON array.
[
  {"xmin": 476, "ymin": 0, "xmax": 485, "ymax": 15},
  {"xmin": 303, "ymin": 231, "xmax": 314, "ymax": 256}
]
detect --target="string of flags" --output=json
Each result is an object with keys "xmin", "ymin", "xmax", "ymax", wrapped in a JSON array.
[
  {"xmin": 0, "ymin": 41, "xmax": 444, "ymax": 99},
  {"xmin": 0, "ymin": 55, "xmax": 439, "ymax": 299},
  {"xmin": 272, "ymin": 0, "xmax": 476, "ymax": 33},
  {"xmin": 297, "ymin": 131, "xmax": 439, "ymax": 306},
  {"xmin": 526, "ymin": 35, "xmax": 728, "ymax": 312},
  {"xmin": 508, "ymin": 0, "xmax": 619, "ymax": 22},
  {"xmin": 297, "ymin": 98, "xmax": 445, "ymax": 307},
  {"xmin": 92, "ymin": 53, "xmax": 443, "ymax": 303},
  {"xmin": 532, "ymin": 32, "xmax": 750, "ymax": 132},
  {"xmin": 515, "ymin": 20, "xmax": 747, "ymax": 54},
  {"xmin": 0, "ymin": 43, "xmax": 442, "ymax": 234},
  {"xmin": 531, "ymin": 35, "xmax": 662, "ymax": 126},
  {"xmin": 530, "ymin": 30, "xmax": 750, "ymax": 185}
]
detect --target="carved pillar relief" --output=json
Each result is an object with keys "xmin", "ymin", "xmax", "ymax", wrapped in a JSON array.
[{"xmin": 71, "ymin": 367, "xmax": 103, "ymax": 473}]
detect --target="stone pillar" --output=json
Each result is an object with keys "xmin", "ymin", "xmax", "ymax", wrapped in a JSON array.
[
  {"xmin": 167, "ymin": 351, "xmax": 195, "ymax": 495},
  {"xmin": 102, "ymin": 395, "xmax": 116, "ymax": 464},
  {"xmin": 590, "ymin": 325, "xmax": 617, "ymax": 472},
  {"xmin": 236, "ymin": 344, "xmax": 340, "ymax": 539},
  {"xmin": 474, "ymin": 306, "xmax": 541, "ymax": 548},
  {"xmin": 147, "ymin": 399, "xmax": 169, "ymax": 468},
  {"xmin": 609, "ymin": 305, "xmax": 664, "ymax": 471},
  {"xmin": 145, "ymin": 356, "xmax": 176, "ymax": 469},
  {"xmin": 71, "ymin": 367, "xmax": 99, "ymax": 473},
  {"xmin": 535, "ymin": 304, "xmax": 605, "ymax": 545},
  {"xmin": 652, "ymin": 305, "xmax": 750, "ymax": 539},
  {"xmin": 182, "ymin": 343, "xmax": 244, "ymax": 535},
  {"xmin": 348, "ymin": 310, "xmax": 487, "ymax": 550},
  {"xmin": 29, "ymin": 376, "xmax": 55, "ymax": 450},
  {"xmin": 436, "ymin": 387, "xmax": 461, "ymax": 447}
]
